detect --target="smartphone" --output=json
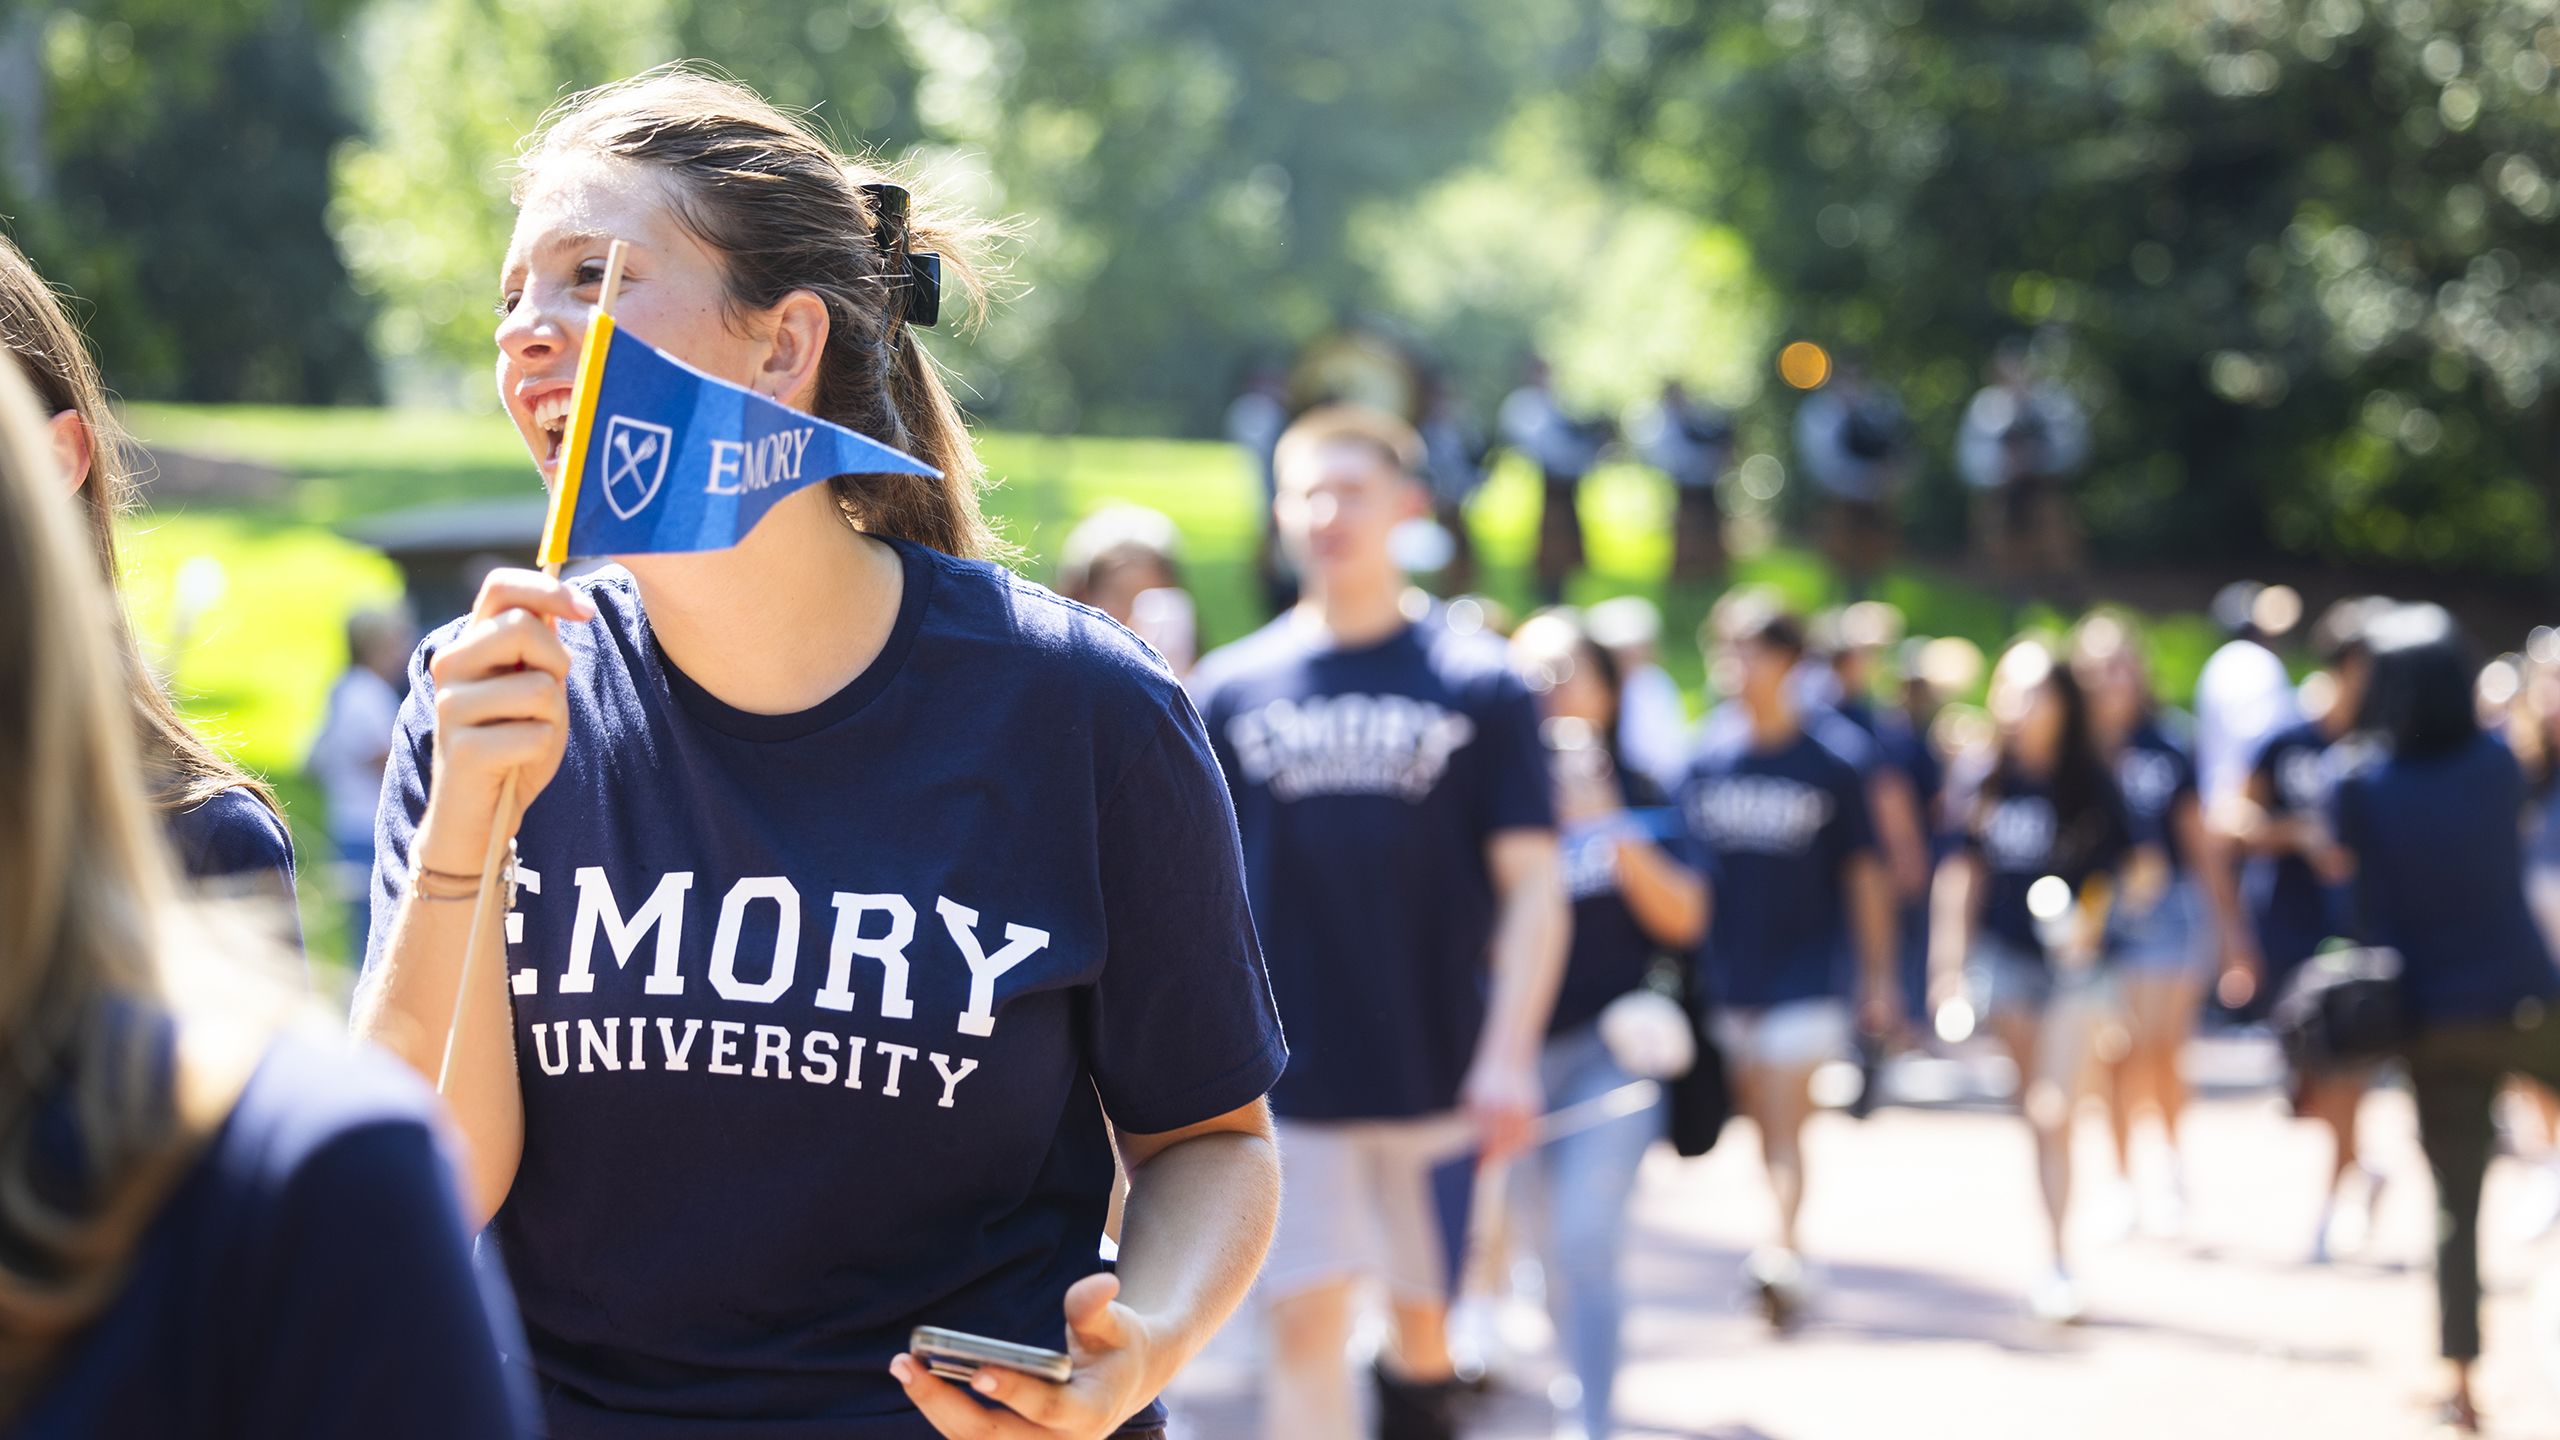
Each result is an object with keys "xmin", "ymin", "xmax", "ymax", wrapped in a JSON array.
[{"xmin": 909, "ymin": 1326, "xmax": 1074, "ymax": 1386}]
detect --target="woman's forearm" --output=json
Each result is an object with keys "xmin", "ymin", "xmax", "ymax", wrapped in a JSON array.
[
  {"xmin": 2177, "ymin": 799, "xmax": 2249, "ymax": 951},
  {"xmin": 1928, "ymin": 854, "xmax": 1978, "ymax": 985},
  {"xmin": 349, "ymin": 815, "xmax": 525, "ymax": 1226},
  {"xmin": 1480, "ymin": 836, "xmax": 1570, "ymax": 1067},
  {"xmin": 1111, "ymin": 1127, "xmax": 1281, "ymax": 1394},
  {"xmin": 1613, "ymin": 836, "xmax": 1707, "ymax": 950}
]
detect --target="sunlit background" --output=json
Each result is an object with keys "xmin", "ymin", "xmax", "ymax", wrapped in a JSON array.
[{"xmin": 7, "ymin": 0, "xmax": 2556, "ymax": 965}]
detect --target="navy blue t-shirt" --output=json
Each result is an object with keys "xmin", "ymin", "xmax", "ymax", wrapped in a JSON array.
[
  {"xmin": 1190, "ymin": 610, "xmax": 1554, "ymax": 1121},
  {"xmin": 1957, "ymin": 763, "xmax": 2133, "ymax": 966},
  {"xmin": 165, "ymin": 786, "xmax": 295, "ymax": 887},
  {"xmin": 1679, "ymin": 712, "xmax": 1875, "ymax": 1009},
  {"xmin": 1834, "ymin": 698, "xmax": 1923, "ymax": 788},
  {"xmin": 20, "ymin": 1029, "xmax": 532, "ymax": 1439},
  {"xmin": 165, "ymin": 787, "xmax": 302, "ymax": 954},
  {"xmin": 1551, "ymin": 772, "xmax": 1692, "ymax": 1037},
  {"xmin": 2115, "ymin": 716, "xmax": 2199, "ymax": 873},
  {"xmin": 2244, "ymin": 720, "xmax": 2350, "ymax": 976},
  {"xmin": 2330, "ymin": 732, "xmax": 2559, "ymax": 1026},
  {"xmin": 370, "ymin": 540, "xmax": 1286, "ymax": 1438}
]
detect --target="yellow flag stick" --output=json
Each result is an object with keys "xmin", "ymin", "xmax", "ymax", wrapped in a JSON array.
[{"xmin": 438, "ymin": 240, "xmax": 627, "ymax": 1096}]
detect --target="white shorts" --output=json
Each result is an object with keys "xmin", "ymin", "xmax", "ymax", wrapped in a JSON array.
[
  {"xmin": 1712, "ymin": 998, "xmax": 1852, "ymax": 1073},
  {"xmin": 1264, "ymin": 1112, "xmax": 1476, "ymax": 1304}
]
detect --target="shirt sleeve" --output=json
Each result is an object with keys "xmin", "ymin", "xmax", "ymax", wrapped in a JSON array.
[
  {"xmin": 170, "ymin": 789, "xmax": 304, "ymax": 956},
  {"xmin": 1668, "ymin": 769, "xmax": 1720, "ymax": 886},
  {"xmin": 366, "ymin": 637, "xmax": 444, "ymax": 974},
  {"xmin": 1477, "ymin": 671, "xmax": 1558, "ymax": 836},
  {"xmin": 2325, "ymin": 767, "xmax": 2365, "ymax": 854},
  {"xmin": 237, "ymin": 1118, "xmax": 536, "ymax": 1440},
  {"xmin": 1084, "ymin": 700, "xmax": 1288, "ymax": 1137},
  {"xmin": 172, "ymin": 789, "xmax": 296, "ymax": 887},
  {"xmin": 2091, "ymin": 779, "xmax": 2136, "ymax": 876},
  {"xmin": 1831, "ymin": 753, "xmax": 1879, "ymax": 860}
]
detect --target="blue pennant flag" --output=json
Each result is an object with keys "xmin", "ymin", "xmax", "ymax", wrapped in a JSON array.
[{"xmin": 539, "ymin": 316, "xmax": 938, "ymax": 565}]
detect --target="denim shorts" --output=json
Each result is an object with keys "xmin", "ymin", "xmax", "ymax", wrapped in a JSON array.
[
  {"xmin": 1969, "ymin": 939, "xmax": 2116, "ymax": 1018},
  {"xmin": 2109, "ymin": 879, "xmax": 2210, "ymax": 978}
]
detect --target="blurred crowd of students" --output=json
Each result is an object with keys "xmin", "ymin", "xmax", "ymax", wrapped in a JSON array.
[
  {"xmin": 1061, "ymin": 401, "xmax": 2560, "ymax": 1437},
  {"xmin": 1230, "ymin": 335, "xmax": 2092, "ymax": 614}
]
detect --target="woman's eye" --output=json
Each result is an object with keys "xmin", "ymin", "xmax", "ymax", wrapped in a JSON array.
[
  {"xmin": 495, "ymin": 292, "xmax": 521, "ymax": 317},
  {"xmin": 575, "ymin": 261, "xmax": 606, "ymax": 287}
]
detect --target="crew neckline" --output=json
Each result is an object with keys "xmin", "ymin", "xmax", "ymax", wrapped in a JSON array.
[
  {"xmin": 644, "ymin": 536, "xmax": 934, "ymax": 742},
  {"xmin": 1285, "ymin": 607, "xmax": 1422, "ymax": 662}
]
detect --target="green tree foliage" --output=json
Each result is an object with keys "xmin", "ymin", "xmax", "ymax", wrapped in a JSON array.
[
  {"xmin": 930, "ymin": 0, "xmax": 1584, "ymax": 432},
  {"xmin": 3, "ymin": 0, "xmax": 376, "ymax": 403},
  {"xmin": 1354, "ymin": 97, "xmax": 1770, "ymax": 419},
  {"xmin": 1589, "ymin": 0, "xmax": 2560, "ymax": 576},
  {"xmin": 332, "ymin": 0, "xmax": 942, "ymax": 403},
  {"xmin": 334, "ymin": 0, "xmax": 1583, "ymax": 431}
]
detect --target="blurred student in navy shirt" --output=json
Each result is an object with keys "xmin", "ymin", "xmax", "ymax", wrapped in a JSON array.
[
  {"xmin": 1, "ymin": 235, "xmax": 298, "ymax": 942},
  {"xmin": 1191, "ymin": 405, "xmax": 1566, "ymax": 1440},
  {"xmin": 2073, "ymin": 613, "xmax": 2246, "ymax": 1237},
  {"xmin": 352, "ymin": 72, "xmax": 1285, "ymax": 1440},
  {"xmin": 1685, "ymin": 592, "xmax": 1894, "ymax": 1328},
  {"xmin": 1930, "ymin": 638, "xmax": 2142, "ymax": 1324},
  {"xmin": 1510, "ymin": 610, "xmax": 1705, "ymax": 1439},
  {"xmin": 1806, "ymin": 603, "xmax": 1935, "ymax": 1012},
  {"xmin": 2330, "ymin": 605, "xmax": 2560, "ymax": 1434},
  {"xmin": 2214, "ymin": 598, "xmax": 2386, "ymax": 1263},
  {"xmin": 0, "ymin": 359, "xmax": 527, "ymax": 1439}
]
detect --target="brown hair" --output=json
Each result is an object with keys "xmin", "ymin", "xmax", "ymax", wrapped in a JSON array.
[
  {"xmin": 518, "ymin": 66, "xmax": 1005, "ymax": 560},
  {"xmin": 0, "ymin": 358, "xmax": 258, "ymax": 1407},
  {"xmin": 0, "ymin": 232, "xmax": 279, "ymax": 820}
]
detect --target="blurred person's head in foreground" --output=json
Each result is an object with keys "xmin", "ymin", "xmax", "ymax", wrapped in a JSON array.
[
  {"xmin": 1818, "ymin": 600, "xmax": 1905, "ymax": 701},
  {"xmin": 2211, "ymin": 580, "xmax": 2302, "ymax": 647},
  {"xmin": 0, "ymin": 230, "xmax": 274, "ymax": 819},
  {"xmin": 1986, "ymin": 636, "xmax": 2104, "ymax": 803},
  {"xmin": 1704, "ymin": 586, "xmax": 1807, "ymax": 713},
  {"xmin": 346, "ymin": 604, "xmax": 420, "ymax": 686},
  {"xmin": 2299, "ymin": 596, "xmax": 2389, "ymax": 736},
  {"xmin": 1054, "ymin": 504, "xmax": 1182, "ymax": 629},
  {"xmin": 2499, "ymin": 633, "xmax": 2560, "ymax": 782},
  {"xmin": 2068, "ymin": 611, "xmax": 2153, "ymax": 745},
  {"xmin": 2358, "ymin": 604, "xmax": 2480, "ymax": 761},
  {"xmin": 0, "ymin": 359, "xmax": 293, "ymax": 1389},
  {"xmin": 1271, "ymin": 404, "xmax": 1428, "ymax": 597},
  {"xmin": 1585, "ymin": 594, "xmax": 1663, "ymax": 672},
  {"xmin": 1514, "ymin": 608, "xmax": 1626, "ymax": 739}
]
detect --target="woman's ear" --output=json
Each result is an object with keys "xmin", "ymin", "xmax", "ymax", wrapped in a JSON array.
[
  {"xmin": 47, "ymin": 410, "xmax": 92, "ymax": 493},
  {"xmin": 758, "ymin": 290, "xmax": 833, "ymax": 412}
]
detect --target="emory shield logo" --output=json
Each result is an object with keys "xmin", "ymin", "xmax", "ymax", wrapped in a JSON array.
[{"xmin": 600, "ymin": 416, "xmax": 675, "ymax": 521}]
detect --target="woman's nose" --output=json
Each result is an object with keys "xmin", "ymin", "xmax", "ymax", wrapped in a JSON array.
[{"xmin": 497, "ymin": 288, "xmax": 574, "ymax": 368}]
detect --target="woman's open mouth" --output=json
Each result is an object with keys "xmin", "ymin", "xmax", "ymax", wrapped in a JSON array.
[{"xmin": 529, "ymin": 388, "xmax": 574, "ymax": 469}]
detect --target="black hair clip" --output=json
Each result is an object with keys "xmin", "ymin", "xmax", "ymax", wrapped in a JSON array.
[{"xmin": 859, "ymin": 183, "xmax": 942, "ymax": 330}]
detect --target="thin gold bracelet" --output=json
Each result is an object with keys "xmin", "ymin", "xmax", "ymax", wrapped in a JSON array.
[{"xmin": 408, "ymin": 839, "xmax": 520, "ymax": 906}]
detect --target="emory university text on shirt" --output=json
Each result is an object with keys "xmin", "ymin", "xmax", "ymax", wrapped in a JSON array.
[{"xmin": 500, "ymin": 865, "xmax": 1042, "ymax": 1111}]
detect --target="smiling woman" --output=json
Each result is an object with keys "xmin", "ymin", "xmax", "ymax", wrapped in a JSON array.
[
  {"xmin": 350, "ymin": 65, "xmax": 1287, "ymax": 1440},
  {"xmin": 493, "ymin": 74, "xmax": 1001, "ymax": 561}
]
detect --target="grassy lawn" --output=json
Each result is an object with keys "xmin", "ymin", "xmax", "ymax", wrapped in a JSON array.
[{"xmin": 118, "ymin": 402, "xmax": 2222, "ymax": 967}]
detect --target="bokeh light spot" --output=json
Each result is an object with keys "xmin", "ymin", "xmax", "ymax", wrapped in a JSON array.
[{"xmin": 1779, "ymin": 340, "xmax": 1832, "ymax": 390}]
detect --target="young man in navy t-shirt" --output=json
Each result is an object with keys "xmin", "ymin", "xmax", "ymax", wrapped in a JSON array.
[
  {"xmin": 1190, "ymin": 406, "xmax": 1566, "ymax": 1440},
  {"xmin": 1681, "ymin": 590, "xmax": 1895, "ymax": 1328}
]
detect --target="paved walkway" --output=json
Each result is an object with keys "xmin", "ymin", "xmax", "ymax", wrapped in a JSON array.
[{"xmin": 1165, "ymin": 1046, "xmax": 2560, "ymax": 1438}]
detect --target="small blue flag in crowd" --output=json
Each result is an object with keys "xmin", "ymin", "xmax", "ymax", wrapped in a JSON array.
[{"xmin": 538, "ymin": 313, "xmax": 937, "ymax": 565}]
